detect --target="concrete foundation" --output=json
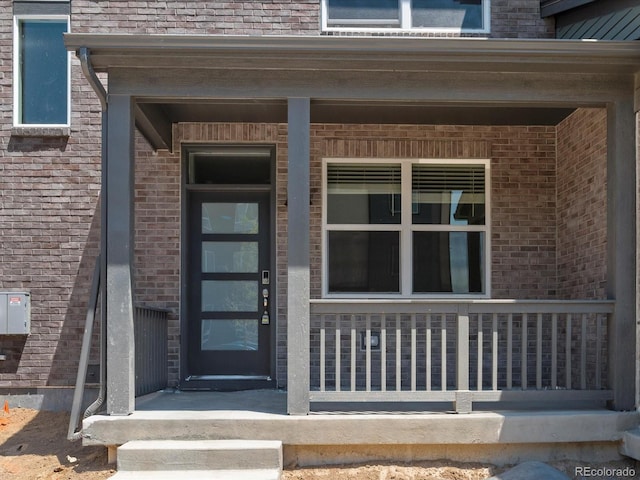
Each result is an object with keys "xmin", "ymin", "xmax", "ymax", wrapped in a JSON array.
[
  {"xmin": 0, "ymin": 386, "xmax": 100, "ymax": 412},
  {"xmin": 79, "ymin": 390, "xmax": 640, "ymax": 467},
  {"xmin": 284, "ymin": 442, "xmax": 625, "ymax": 468}
]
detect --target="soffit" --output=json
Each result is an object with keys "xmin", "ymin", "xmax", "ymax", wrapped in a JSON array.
[{"xmin": 153, "ymin": 99, "xmax": 573, "ymax": 126}]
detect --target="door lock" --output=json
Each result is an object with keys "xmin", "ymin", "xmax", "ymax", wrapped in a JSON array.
[{"xmin": 261, "ymin": 289, "xmax": 270, "ymax": 324}]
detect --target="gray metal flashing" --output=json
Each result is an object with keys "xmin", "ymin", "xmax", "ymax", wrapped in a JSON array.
[{"xmin": 64, "ymin": 34, "xmax": 640, "ymax": 75}]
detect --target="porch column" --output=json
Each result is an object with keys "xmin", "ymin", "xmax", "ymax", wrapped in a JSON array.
[
  {"xmin": 606, "ymin": 97, "xmax": 637, "ymax": 411},
  {"xmin": 287, "ymin": 97, "xmax": 311, "ymax": 415},
  {"xmin": 105, "ymin": 94, "xmax": 136, "ymax": 415}
]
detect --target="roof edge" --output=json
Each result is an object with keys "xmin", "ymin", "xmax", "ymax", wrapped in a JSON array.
[
  {"xmin": 63, "ymin": 33, "xmax": 640, "ymax": 55},
  {"xmin": 63, "ymin": 34, "xmax": 640, "ymax": 74}
]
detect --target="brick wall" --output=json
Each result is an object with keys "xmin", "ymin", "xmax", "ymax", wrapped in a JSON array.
[
  {"xmin": 0, "ymin": 0, "xmax": 102, "ymax": 388},
  {"xmin": 72, "ymin": 1, "xmax": 320, "ymax": 35},
  {"xmin": 491, "ymin": 0, "xmax": 555, "ymax": 38},
  {"xmin": 556, "ymin": 109, "xmax": 607, "ymax": 299},
  {"xmin": 139, "ymin": 122, "xmax": 559, "ymax": 387},
  {"xmin": 70, "ymin": 0, "xmax": 552, "ymax": 39}
]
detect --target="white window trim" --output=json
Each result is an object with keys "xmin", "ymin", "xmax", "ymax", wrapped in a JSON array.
[
  {"xmin": 322, "ymin": 157, "xmax": 491, "ymax": 299},
  {"xmin": 320, "ymin": 0, "xmax": 491, "ymax": 35},
  {"xmin": 13, "ymin": 14, "xmax": 71, "ymax": 128}
]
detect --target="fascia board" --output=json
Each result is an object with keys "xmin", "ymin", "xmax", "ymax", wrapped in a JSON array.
[{"xmin": 63, "ymin": 34, "xmax": 640, "ymax": 75}]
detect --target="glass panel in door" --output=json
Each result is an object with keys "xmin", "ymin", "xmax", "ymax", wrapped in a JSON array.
[{"xmin": 187, "ymin": 192, "xmax": 271, "ymax": 380}]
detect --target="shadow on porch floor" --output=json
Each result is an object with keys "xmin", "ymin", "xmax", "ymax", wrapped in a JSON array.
[{"xmin": 134, "ymin": 388, "xmax": 613, "ymax": 415}]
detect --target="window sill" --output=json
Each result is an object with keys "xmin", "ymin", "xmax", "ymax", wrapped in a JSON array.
[{"xmin": 11, "ymin": 126, "xmax": 70, "ymax": 138}]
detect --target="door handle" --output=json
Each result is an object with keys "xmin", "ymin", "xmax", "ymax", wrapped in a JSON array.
[{"xmin": 261, "ymin": 289, "xmax": 270, "ymax": 324}]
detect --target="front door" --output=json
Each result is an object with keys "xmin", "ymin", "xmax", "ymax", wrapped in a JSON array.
[{"xmin": 185, "ymin": 191, "xmax": 273, "ymax": 387}]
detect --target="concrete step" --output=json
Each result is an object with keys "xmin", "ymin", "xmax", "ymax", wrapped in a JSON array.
[
  {"xmin": 620, "ymin": 428, "xmax": 640, "ymax": 461},
  {"xmin": 116, "ymin": 439, "xmax": 282, "ymax": 476},
  {"xmin": 110, "ymin": 469, "xmax": 281, "ymax": 480}
]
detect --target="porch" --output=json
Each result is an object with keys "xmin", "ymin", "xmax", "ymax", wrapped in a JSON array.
[{"xmin": 62, "ymin": 34, "xmax": 639, "ymax": 428}]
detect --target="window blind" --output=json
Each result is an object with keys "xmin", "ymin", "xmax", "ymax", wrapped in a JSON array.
[
  {"xmin": 412, "ymin": 164, "xmax": 485, "ymax": 194},
  {"xmin": 327, "ymin": 163, "xmax": 401, "ymax": 194}
]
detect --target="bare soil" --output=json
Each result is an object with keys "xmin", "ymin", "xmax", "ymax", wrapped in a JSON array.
[
  {"xmin": 0, "ymin": 406, "xmax": 114, "ymax": 479},
  {"xmin": 1, "ymin": 406, "xmax": 637, "ymax": 479}
]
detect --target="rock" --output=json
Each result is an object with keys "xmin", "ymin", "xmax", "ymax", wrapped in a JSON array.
[{"xmin": 485, "ymin": 461, "xmax": 570, "ymax": 480}]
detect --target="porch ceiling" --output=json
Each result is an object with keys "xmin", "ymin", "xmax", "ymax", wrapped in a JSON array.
[
  {"xmin": 134, "ymin": 99, "xmax": 574, "ymax": 151},
  {"xmin": 143, "ymin": 99, "xmax": 575, "ymax": 126}
]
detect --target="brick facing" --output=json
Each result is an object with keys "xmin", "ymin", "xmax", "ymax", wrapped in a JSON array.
[
  {"xmin": 556, "ymin": 109, "xmax": 607, "ymax": 300},
  {"xmin": 0, "ymin": 0, "xmax": 615, "ymax": 390}
]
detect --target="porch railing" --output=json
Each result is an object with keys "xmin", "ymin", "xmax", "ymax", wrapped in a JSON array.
[
  {"xmin": 309, "ymin": 300, "xmax": 613, "ymax": 412},
  {"xmin": 134, "ymin": 306, "xmax": 169, "ymax": 397}
]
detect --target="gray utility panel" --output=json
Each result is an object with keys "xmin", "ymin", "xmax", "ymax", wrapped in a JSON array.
[{"xmin": 0, "ymin": 292, "xmax": 30, "ymax": 334}]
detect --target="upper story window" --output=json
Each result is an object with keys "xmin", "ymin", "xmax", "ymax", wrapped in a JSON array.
[
  {"xmin": 323, "ymin": 159, "xmax": 490, "ymax": 298},
  {"xmin": 13, "ymin": 15, "xmax": 70, "ymax": 126},
  {"xmin": 322, "ymin": 0, "xmax": 490, "ymax": 34}
]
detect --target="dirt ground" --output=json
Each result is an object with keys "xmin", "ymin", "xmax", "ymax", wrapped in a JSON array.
[{"xmin": 1, "ymin": 406, "xmax": 638, "ymax": 480}]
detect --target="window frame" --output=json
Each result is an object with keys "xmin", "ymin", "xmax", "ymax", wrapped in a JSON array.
[
  {"xmin": 320, "ymin": 0, "xmax": 490, "ymax": 35},
  {"xmin": 322, "ymin": 157, "xmax": 491, "ymax": 299},
  {"xmin": 13, "ymin": 14, "xmax": 71, "ymax": 128}
]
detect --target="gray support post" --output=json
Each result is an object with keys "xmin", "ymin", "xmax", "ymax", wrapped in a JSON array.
[
  {"xmin": 287, "ymin": 97, "xmax": 311, "ymax": 415},
  {"xmin": 454, "ymin": 305, "xmax": 471, "ymax": 413},
  {"xmin": 105, "ymin": 94, "xmax": 136, "ymax": 415},
  {"xmin": 607, "ymin": 98, "xmax": 637, "ymax": 411}
]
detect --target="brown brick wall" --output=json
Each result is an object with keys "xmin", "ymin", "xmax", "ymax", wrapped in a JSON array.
[
  {"xmin": 0, "ymin": 2, "xmax": 102, "ymax": 387},
  {"xmin": 139, "ymin": 122, "xmax": 559, "ymax": 387},
  {"xmin": 491, "ymin": 0, "xmax": 555, "ymax": 38},
  {"xmin": 72, "ymin": 1, "xmax": 320, "ymax": 35},
  {"xmin": 70, "ymin": 0, "xmax": 553, "ymax": 39},
  {"xmin": 556, "ymin": 108, "xmax": 607, "ymax": 299}
]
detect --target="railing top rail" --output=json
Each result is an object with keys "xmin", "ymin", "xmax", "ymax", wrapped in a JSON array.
[{"xmin": 310, "ymin": 299, "xmax": 614, "ymax": 315}]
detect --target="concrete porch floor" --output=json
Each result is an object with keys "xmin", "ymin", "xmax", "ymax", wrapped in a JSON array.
[{"xmin": 82, "ymin": 389, "xmax": 640, "ymax": 467}]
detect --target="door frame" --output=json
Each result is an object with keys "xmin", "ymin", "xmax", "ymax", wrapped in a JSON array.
[{"xmin": 179, "ymin": 144, "xmax": 278, "ymax": 390}]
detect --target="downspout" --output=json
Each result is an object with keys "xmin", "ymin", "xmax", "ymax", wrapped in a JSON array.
[{"xmin": 68, "ymin": 47, "xmax": 108, "ymax": 440}]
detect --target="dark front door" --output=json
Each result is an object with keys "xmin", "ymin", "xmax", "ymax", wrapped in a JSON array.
[{"xmin": 185, "ymin": 191, "xmax": 272, "ymax": 386}]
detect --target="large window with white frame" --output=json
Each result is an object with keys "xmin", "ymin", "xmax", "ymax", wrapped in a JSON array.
[
  {"xmin": 323, "ymin": 158, "xmax": 490, "ymax": 297},
  {"xmin": 13, "ymin": 15, "xmax": 70, "ymax": 126},
  {"xmin": 321, "ymin": 0, "xmax": 490, "ymax": 34}
]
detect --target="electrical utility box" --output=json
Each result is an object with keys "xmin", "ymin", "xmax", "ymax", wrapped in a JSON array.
[{"xmin": 0, "ymin": 293, "xmax": 30, "ymax": 334}]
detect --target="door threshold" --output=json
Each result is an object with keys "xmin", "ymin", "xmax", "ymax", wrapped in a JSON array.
[
  {"xmin": 186, "ymin": 375, "xmax": 272, "ymax": 381},
  {"xmin": 180, "ymin": 375, "xmax": 276, "ymax": 392}
]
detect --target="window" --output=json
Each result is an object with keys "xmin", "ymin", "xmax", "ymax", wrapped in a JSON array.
[
  {"xmin": 323, "ymin": 159, "xmax": 490, "ymax": 297},
  {"xmin": 14, "ymin": 15, "xmax": 70, "ymax": 126},
  {"xmin": 322, "ymin": 0, "xmax": 490, "ymax": 33}
]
